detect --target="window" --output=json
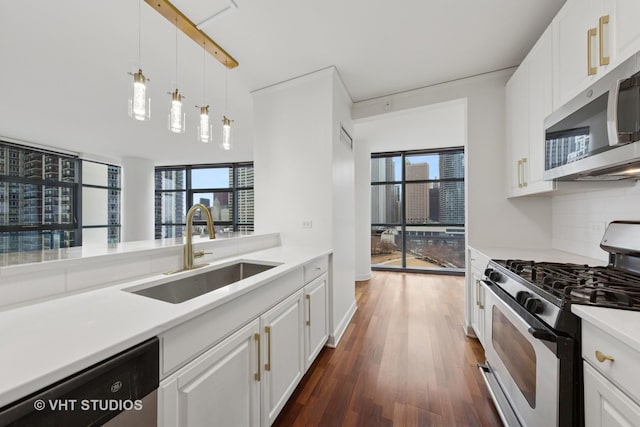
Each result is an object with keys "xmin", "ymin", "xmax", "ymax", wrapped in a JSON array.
[
  {"xmin": 0, "ymin": 142, "xmax": 79, "ymax": 252},
  {"xmin": 81, "ymin": 160, "xmax": 121, "ymax": 245},
  {"xmin": 154, "ymin": 163, "xmax": 254, "ymax": 239},
  {"xmin": 0, "ymin": 141, "xmax": 123, "ymax": 253},
  {"xmin": 371, "ymin": 148, "xmax": 465, "ymax": 271}
]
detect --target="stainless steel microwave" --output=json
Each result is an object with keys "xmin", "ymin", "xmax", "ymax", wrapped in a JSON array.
[{"xmin": 544, "ymin": 52, "xmax": 640, "ymax": 181}]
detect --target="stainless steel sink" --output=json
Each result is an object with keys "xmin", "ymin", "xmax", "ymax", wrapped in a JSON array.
[{"xmin": 128, "ymin": 262, "xmax": 278, "ymax": 304}]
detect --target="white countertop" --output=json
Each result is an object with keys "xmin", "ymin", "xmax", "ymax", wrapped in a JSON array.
[
  {"xmin": 0, "ymin": 244, "xmax": 331, "ymax": 408},
  {"xmin": 472, "ymin": 245, "xmax": 607, "ymax": 266},
  {"xmin": 572, "ymin": 305, "xmax": 640, "ymax": 353},
  {"xmin": 0, "ymin": 231, "xmax": 255, "ymax": 270}
]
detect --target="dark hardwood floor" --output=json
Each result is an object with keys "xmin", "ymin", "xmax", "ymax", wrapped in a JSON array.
[{"xmin": 274, "ymin": 271, "xmax": 502, "ymax": 427}]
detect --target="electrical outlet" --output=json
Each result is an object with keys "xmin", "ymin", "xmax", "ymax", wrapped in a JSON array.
[
  {"xmin": 302, "ymin": 220, "xmax": 312, "ymax": 229},
  {"xmin": 589, "ymin": 221, "xmax": 605, "ymax": 233}
]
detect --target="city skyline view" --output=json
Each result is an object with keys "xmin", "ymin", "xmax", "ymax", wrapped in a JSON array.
[{"xmin": 371, "ymin": 149, "xmax": 465, "ymax": 270}]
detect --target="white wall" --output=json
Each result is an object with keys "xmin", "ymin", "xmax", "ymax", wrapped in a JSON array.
[
  {"xmin": 552, "ymin": 183, "xmax": 640, "ymax": 261},
  {"xmin": 353, "ymin": 100, "xmax": 466, "ymax": 280},
  {"xmin": 330, "ymin": 71, "xmax": 356, "ymax": 342},
  {"xmin": 253, "ymin": 71, "xmax": 333, "ymax": 247},
  {"xmin": 253, "ymin": 67, "xmax": 356, "ymax": 345},
  {"xmin": 352, "ymin": 70, "xmax": 553, "ymax": 281},
  {"xmin": 121, "ymin": 156, "xmax": 155, "ymax": 242},
  {"xmin": 353, "ymin": 70, "xmax": 553, "ymax": 332}
]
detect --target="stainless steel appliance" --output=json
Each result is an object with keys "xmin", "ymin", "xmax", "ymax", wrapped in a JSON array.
[
  {"xmin": 479, "ymin": 221, "xmax": 640, "ymax": 427},
  {"xmin": 0, "ymin": 337, "xmax": 159, "ymax": 426},
  {"xmin": 544, "ymin": 52, "xmax": 640, "ymax": 181}
]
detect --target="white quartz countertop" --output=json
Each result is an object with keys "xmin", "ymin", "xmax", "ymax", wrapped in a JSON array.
[
  {"xmin": 0, "ymin": 231, "xmax": 254, "ymax": 270},
  {"xmin": 0, "ymin": 244, "xmax": 331, "ymax": 408},
  {"xmin": 472, "ymin": 245, "xmax": 607, "ymax": 266},
  {"xmin": 572, "ymin": 305, "xmax": 640, "ymax": 353}
]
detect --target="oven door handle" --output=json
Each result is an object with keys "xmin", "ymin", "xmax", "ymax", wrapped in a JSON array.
[{"xmin": 528, "ymin": 327, "xmax": 557, "ymax": 343}]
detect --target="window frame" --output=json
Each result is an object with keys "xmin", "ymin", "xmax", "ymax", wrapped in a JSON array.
[
  {"xmin": 371, "ymin": 147, "xmax": 465, "ymax": 274},
  {"xmin": 154, "ymin": 162, "xmax": 254, "ymax": 239},
  {"xmin": 0, "ymin": 141, "xmax": 81, "ymax": 252}
]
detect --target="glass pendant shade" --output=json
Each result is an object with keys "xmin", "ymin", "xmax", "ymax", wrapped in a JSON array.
[
  {"xmin": 197, "ymin": 106, "xmax": 212, "ymax": 143},
  {"xmin": 168, "ymin": 89, "xmax": 185, "ymax": 133},
  {"xmin": 221, "ymin": 116, "xmax": 232, "ymax": 150},
  {"xmin": 128, "ymin": 69, "xmax": 151, "ymax": 121}
]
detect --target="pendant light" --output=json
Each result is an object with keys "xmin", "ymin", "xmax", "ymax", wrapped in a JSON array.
[
  {"xmin": 128, "ymin": 0, "xmax": 150, "ymax": 121},
  {"xmin": 196, "ymin": 42, "xmax": 212, "ymax": 143},
  {"xmin": 221, "ymin": 66, "xmax": 233, "ymax": 150},
  {"xmin": 168, "ymin": 17, "xmax": 185, "ymax": 133}
]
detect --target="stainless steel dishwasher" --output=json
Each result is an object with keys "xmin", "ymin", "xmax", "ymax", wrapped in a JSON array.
[{"xmin": 0, "ymin": 337, "xmax": 159, "ymax": 427}]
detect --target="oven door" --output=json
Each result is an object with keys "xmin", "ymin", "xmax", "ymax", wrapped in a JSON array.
[{"xmin": 481, "ymin": 281, "xmax": 559, "ymax": 427}]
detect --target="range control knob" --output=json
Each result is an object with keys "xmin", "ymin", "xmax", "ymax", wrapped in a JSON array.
[
  {"xmin": 524, "ymin": 297, "xmax": 544, "ymax": 314},
  {"xmin": 484, "ymin": 269, "xmax": 501, "ymax": 282},
  {"xmin": 516, "ymin": 291, "xmax": 531, "ymax": 305}
]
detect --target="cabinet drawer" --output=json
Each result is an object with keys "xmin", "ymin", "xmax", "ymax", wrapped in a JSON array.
[
  {"xmin": 582, "ymin": 321, "xmax": 640, "ymax": 404},
  {"xmin": 303, "ymin": 256, "xmax": 328, "ymax": 284}
]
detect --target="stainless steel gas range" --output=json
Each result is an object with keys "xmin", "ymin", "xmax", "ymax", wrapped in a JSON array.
[{"xmin": 478, "ymin": 221, "xmax": 640, "ymax": 427}]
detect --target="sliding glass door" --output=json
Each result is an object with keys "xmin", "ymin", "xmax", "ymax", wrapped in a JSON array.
[{"xmin": 371, "ymin": 148, "xmax": 465, "ymax": 272}]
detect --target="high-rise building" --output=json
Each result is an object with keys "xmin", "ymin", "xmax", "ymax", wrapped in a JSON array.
[
  {"xmin": 371, "ymin": 158, "xmax": 399, "ymax": 223},
  {"xmin": 405, "ymin": 162, "xmax": 429, "ymax": 224},
  {"xmin": 438, "ymin": 152, "xmax": 465, "ymax": 224},
  {"xmin": 230, "ymin": 166, "xmax": 254, "ymax": 227},
  {"xmin": 154, "ymin": 171, "xmax": 184, "ymax": 239}
]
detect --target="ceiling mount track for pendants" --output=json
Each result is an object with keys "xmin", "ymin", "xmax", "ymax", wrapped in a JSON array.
[{"xmin": 144, "ymin": 0, "xmax": 239, "ymax": 69}]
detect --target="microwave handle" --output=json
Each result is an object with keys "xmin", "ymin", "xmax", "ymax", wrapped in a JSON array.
[{"xmin": 607, "ymin": 78, "xmax": 623, "ymax": 146}]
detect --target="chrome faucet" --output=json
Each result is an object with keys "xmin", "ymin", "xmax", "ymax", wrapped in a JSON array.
[{"xmin": 184, "ymin": 203, "xmax": 215, "ymax": 270}]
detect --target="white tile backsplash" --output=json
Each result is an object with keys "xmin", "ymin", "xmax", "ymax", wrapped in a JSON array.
[{"xmin": 552, "ymin": 182, "xmax": 640, "ymax": 261}]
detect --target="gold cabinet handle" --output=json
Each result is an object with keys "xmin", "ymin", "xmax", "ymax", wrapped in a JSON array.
[
  {"xmin": 306, "ymin": 294, "xmax": 311, "ymax": 326},
  {"xmin": 588, "ymin": 28, "xmax": 598, "ymax": 76},
  {"xmin": 599, "ymin": 15, "xmax": 610, "ymax": 66},
  {"xmin": 254, "ymin": 333, "xmax": 261, "ymax": 381},
  {"xmin": 476, "ymin": 280, "xmax": 484, "ymax": 309},
  {"xmin": 595, "ymin": 350, "xmax": 615, "ymax": 363},
  {"xmin": 517, "ymin": 160, "xmax": 523, "ymax": 188},
  {"xmin": 522, "ymin": 158, "xmax": 528, "ymax": 187},
  {"xmin": 264, "ymin": 326, "xmax": 272, "ymax": 371}
]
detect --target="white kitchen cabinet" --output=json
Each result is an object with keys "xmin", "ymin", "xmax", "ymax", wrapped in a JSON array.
[
  {"xmin": 582, "ymin": 320, "xmax": 640, "ymax": 427},
  {"xmin": 260, "ymin": 290, "xmax": 305, "ymax": 426},
  {"xmin": 506, "ymin": 25, "xmax": 556, "ymax": 197},
  {"xmin": 552, "ymin": 0, "xmax": 603, "ymax": 109},
  {"xmin": 506, "ymin": 63, "xmax": 529, "ymax": 197},
  {"xmin": 553, "ymin": 0, "xmax": 640, "ymax": 109},
  {"xmin": 610, "ymin": 0, "xmax": 640, "ymax": 70},
  {"xmin": 304, "ymin": 273, "xmax": 328, "ymax": 370},
  {"xmin": 584, "ymin": 363, "xmax": 640, "ymax": 427},
  {"xmin": 159, "ymin": 320, "xmax": 261, "ymax": 427},
  {"xmin": 468, "ymin": 247, "xmax": 489, "ymax": 347}
]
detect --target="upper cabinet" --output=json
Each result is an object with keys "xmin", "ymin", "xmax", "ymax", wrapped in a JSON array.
[
  {"xmin": 553, "ymin": 0, "xmax": 640, "ymax": 109},
  {"xmin": 506, "ymin": 26, "xmax": 556, "ymax": 197},
  {"xmin": 505, "ymin": 0, "xmax": 640, "ymax": 198}
]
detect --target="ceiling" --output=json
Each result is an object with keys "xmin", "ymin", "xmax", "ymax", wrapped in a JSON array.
[{"xmin": 0, "ymin": 0, "xmax": 565, "ymax": 165}]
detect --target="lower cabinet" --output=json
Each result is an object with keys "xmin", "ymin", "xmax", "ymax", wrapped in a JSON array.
[
  {"xmin": 159, "ymin": 320, "xmax": 261, "ymax": 427},
  {"xmin": 470, "ymin": 274, "xmax": 486, "ymax": 347},
  {"xmin": 584, "ymin": 362, "xmax": 640, "ymax": 427},
  {"xmin": 304, "ymin": 273, "xmax": 328, "ymax": 370},
  {"xmin": 260, "ymin": 290, "xmax": 304, "ymax": 425},
  {"xmin": 582, "ymin": 320, "xmax": 640, "ymax": 427},
  {"xmin": 159, "ymin": 288, "xmax": 313, "ymax": 427}
]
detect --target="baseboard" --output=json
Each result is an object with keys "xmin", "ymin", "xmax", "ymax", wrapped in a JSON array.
[
  {"xmin": 326, "ymin": 300, "xmax": 357, "ymax": 348},
  {"xmin": 464, "ymin": 324, "xmax": 477, "ymax": 338},
  {"xmin": 355, "ymin": 272, "xmax": 372, "ymax": 281}
]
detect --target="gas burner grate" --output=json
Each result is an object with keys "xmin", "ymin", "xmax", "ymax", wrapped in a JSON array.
[{"xmin": 496, "ymin": 259, "xmax": 640, "ymax": 310}]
